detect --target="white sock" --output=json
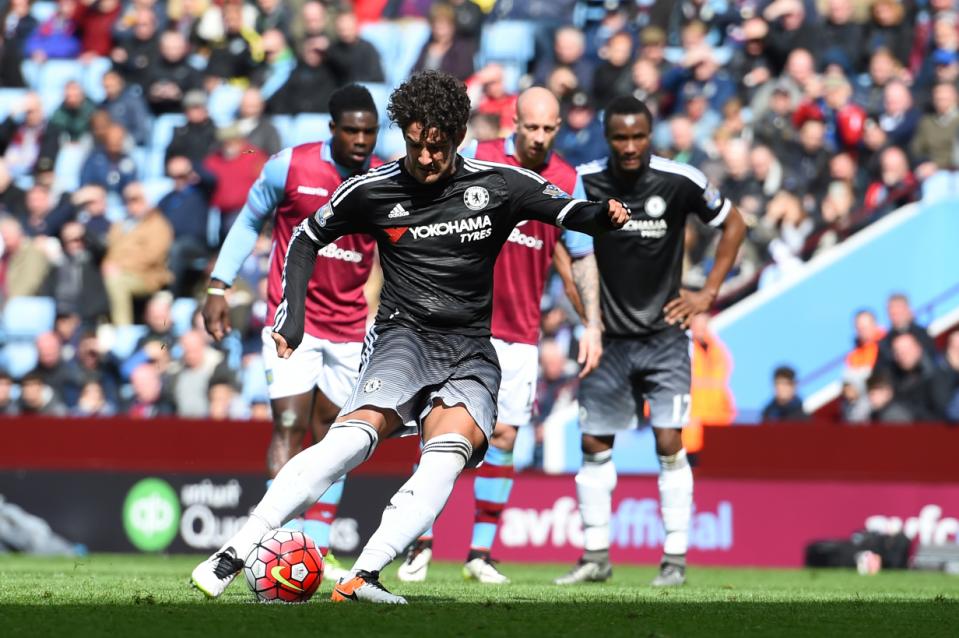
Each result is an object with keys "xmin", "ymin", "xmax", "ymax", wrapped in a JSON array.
[
  {"xmin": 352, "ymin": 433, "xmax": 472, "ymax": 574},
  {"xmin": 658, "ymin": 448, "xmax": 693, "ymax": 558},
  {"xmin": 219, "ymin": 419, "xmax": 378, "ymax": 559},
  {"xmin": 576, "ymin": 449, "xmax": 617, "ymax": 553}
]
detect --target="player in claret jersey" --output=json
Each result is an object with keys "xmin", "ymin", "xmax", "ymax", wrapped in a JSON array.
[
  {"xmin": 554, "ymin": 96, "xmax": 746, "ymax": 588},
  {"xmin": 195, "ymin": 85, "xmax": 380, "ymax": 585},
  {"xmin": 191, "ymin": 71, "xmax": 629, "ymax": 604},
  {"xmin": 397, "ymin": 87, "xmax": 603, "ymax": 585}
]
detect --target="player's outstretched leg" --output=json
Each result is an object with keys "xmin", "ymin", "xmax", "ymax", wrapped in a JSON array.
[
  {"xmin": 555, "ymin": 437, "xmax": 615, "ymax": 585},
  {"xmin": 463, "ymin": 424, "xmax": 516, "ymax": 584},
  {"xmin": 333, "ymin": 405, "xmax": 484, "ymax": 604},
  {"xmin": 191, "ymin": 418, "xmax": 380, "ymax": 598},
  {"xmin": 651, "ymin": 429, "xmax": 692, "ymax": 587}
]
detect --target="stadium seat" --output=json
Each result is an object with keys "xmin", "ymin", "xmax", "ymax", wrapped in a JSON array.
[
  {"xmin": 141, "ymin": 176, "xmax": 174, "ymax": 206},
  {"xmin": 359, "ymin": 82, "xmax": 391, "ymax": 125},
  {"xmin": 393, "ymin": 20, "xmax": 431, "ymax": 87},
  {"xmin": 271, "ymin": 114, "xmax": 294, "ymax": 148},
  {"xmin": 171, "ymin": 297, "xmax": 198, "ymax": 336},
  {"xmin": 208, "ymin": 84, "xmax": 244, "ymax": 127},
  {"xmin": 240, "ymin": 355, "xmax": 269, "ymax": 405},
  {"xmin": 2, "ymin": 296, "xmax": 56, "ymax": 340},
  {"xmin": 479, "ymin": 20, "xmax": 536, "ymax": 66},
  {"xmin": 0, "ymin": 89, "xmax": 28, "ymax": 121},
  {"xmin": 82, "ymin": 56, "xmax": 112, "ymax": 103},
  {"xmin": 0, "ymin": 342, "xmax": 38, "ymax": 379},
  {"xmin": 53, "ymin": 142, "xmax": 87, "ymax": 193},
  {"xmin": 37, "ymin": 60, "xmax": 85, "ymax": 114},
  {"xmin": 105, "ymin": 324, "xmax": 149, "ymax": 361},
  {"xmin": 290, "ymin": 113, "xmax": 332, "ymax": 145},
  {"xmin": 375, "ymin": 125, "xmax": 406, "ymax": 161},
  {"xmin": 359, "ymin": 22, "xmax": 399, "ymax": 77},
  {"xmin": 151, "ymin": 114, "xmax": 187, "ymax": 152}
]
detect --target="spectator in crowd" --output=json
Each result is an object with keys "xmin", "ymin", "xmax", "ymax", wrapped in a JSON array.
[
  {"xmin": 18, "ymin": 371, "xmax": 67, "ymax": 415},
  {"xmin": 448, "ymin": 0, "xmax": 484, "ymax": 49},
  {"xmin": 0, "ymin": 160, "xmax": 25, "ymax": 218},
  {"xmin": 0, "ymin": 371, "xmax": 18, "ymax": 415},
  {"xmin": 253, "ymin": 0, "xmax": 291, "ymax": 42},
  {"xmin": 23, "ymin": 0, "xmax": 81, "ymax": 61},
  {"xmin": 53, "ymin": 184, "xmax": 111, "ymax": 241},
  {"xmin": 165, "ymin": 90, "xmax": 217, "ymax": 165},
  {"xmin": 206, "ymin": 1, "xmax": 259, "ymax": 85},
  {"xmin": 866, "ymin": 0, "xmax": 913, "ymax": 67},
  {"xmin": 821, "ymin": 0, "xmax": 865, "ymax": 74},
  {"xmin": 167, "ymin": 0, "xmax": 206, "ymax": 49},
  {"xmin": 268, "ymin": 36, "xmax": 340, "ymax": 114},
  {"xmin": 787, "ymin": 118, "xmax": 831, "ymax": 201},
  {"xmin": 855, "ymin": 48, "xmax": 903, "ymax": 117},
  {"xmin": 795, "ymin": 72, "xmax": 867, "ymax": 153},
  {"xmin": 753, "ymin": 190, "xmax": 814, "ymax": 258},
  {"xmin": 665, "ymin": 45, "xmax": 736, "ymax": 116},
  {"xmin": 208, "ymin": 379, "xmax": 243, "ymax": 420},
  {"xmin": 761, "ymin": 365, "xmax": 807, "ymax": 421},
  {"xmin": 763, "ymin": 0, "xmax": 819, "ymax": 74},
  {"xmin": 810, "ymin": 181, "xmax": 857, "ymax": 255},
  {"xmin": 21, "ymin": 184, "xmax": 60, "ymax": 237},
  {"xmin": 412, "ymin": 2, "xmax": 474, "ymax": 81},
  {"xmin": 753, "ymin": 81, "xmax": 797, "ymax": 157},
  {"xmin": 158, "ymin": 155, "xmax": 213, "ymax": 295},
  {"xmin": 112, "ymin": 0, "xmax": 168, "ymax": 42},
  {"xmin": 876, "ymin": 293, "xmax": 938, "ymax": 372},
  {"xmin": 101, "ymin": 181, "xmax": 174, "ymax": 325},
  {"xmin": 888, "ymin": 333, "xmax": 941, "ymax": 421},
  {"xmin": 80, "ymin": 122, "xmax": 136, "ymax": 195},
  {"xmin": 685, "ymin": 312, "xmax": 735, "ymax": 454},
  {"xmin": 466, "ymin": 64, "xmax": 517, "ymax": 136},
  {"xmin": 0, "ymin": 0, "xmax": 38, "ymax": 87},
  {"xmin": 256, "ymin": 28, "xmax": 295, "ymax": 101},
  {"xmin": 0, "ymin": 92, "xmax": 56, "ymax": 179},
  {"xmin": 328, "ymin": 9, "xmax": 384, "ymax": 84},
  {"xmin": 32, "ymin": 331, "xmax": 71, "ymax": 398},
  {"xmin": 63, "ymin": 330, "xmax": 119, "ymax": 408},
  {"xmin": 134, "ymin": 291, "xmax": 176, "ymax": 353},
  {"xmin": 828, "ymin": 151, "xmax": 868, "ymax": 204},
  {"xmin": 936, "ymin": 331, "xmax": 959, "ymax": 423},
  {"xmin": 866, "ymin": 370, "xmax": 912, "ymax": 423},
  {"xmin": 167, "ymin": 329, "xmax": 229, "ymax": 418},
  {"xmin": 203, "ymin": 125, "xmax": 267, "ymax": 240},
  {"xmin": 554, "ymin": 91, "xmax": 606, "ymax": 167},
  {"xmin": 862, "ymin": 146, "xmax": 918, "ymax": 219},
  {"xmin": 73, "ymin": 0, "xmax": 121, "ymax": 58},
  {"xmin": 729, "ymin": 17, "xmax": 773, "ymax": 105},
  {"xmin": 720, "ymin": 139, "xmax": 763, "ymax": 207},
  {"xmin": 291, "ymin": 0, "xmax": 326, "ymax": 51},
  {"xmin": 625, "ymin": 58, "xmax": 668, "ymax": 119},
  {"xmin": 751, "ymin": 48, "xmax": 811, "ymax": 119},
  {"xmin": 0, "ymin": 215, "xmax": 49, "ymax": 297},
  {"xmin": 126, "ymin": 362, "xmax": 172, "ymax": 417},
  {"xmin": 840, "ymin": 373, "xmax": 872, "ymax": 423},
  {"xmin": 878, "ymin": 80, "xmax": 920, "ymax": 148},
  {"xmin": 592, "ymin": 31, "xmax": 633, "ymax": 108},
  {"xmin": 749, "ymin": 144, "xmax": 784, "ymax": 206},
  {"xmin": 234, "ymin": 88, "xmax": 280, "ymax": 157},
  {"xmin": 111, "ymin": 6, "xmax": 159, "ymax": 89},
  {"xmin": 101, "ymin": 70, "xmax": 150, "ymax": 146},
  {"xmin": 545, "ymin": 65, "xmax": 579, "ymax": 104},
  {"xmin": 665, "ymin": 115, "xmax": 708, "ymax": 168},
  {"xmin": 146, "ymin": 30, "xmax": 204, "ymax": 115},
  {"xmin": 48, "ymin": 81, "xmax": 96, "ymax": 144},
  {"xmin": 912, "ymin": 83, "xmax": 959, "ymax": 178},
  {"xmin": 845, "ymin": 309, "xmax": 886, "ymax": 378},
  {"xmin": 534, "ymin": 26, "xmax": 593, "ymax": 96},
  {"xmin": 49, "ymin": 220, "xmax": 109, "ymax": 325},
  {"xmin": 72, "ymin": 380, "xmax": 115, "ymax": 416}
]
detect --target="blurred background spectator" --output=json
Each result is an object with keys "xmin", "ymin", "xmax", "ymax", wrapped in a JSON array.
[{"xmin": 761, "ymin": 366, "xmax": 807, "ymax": 421}]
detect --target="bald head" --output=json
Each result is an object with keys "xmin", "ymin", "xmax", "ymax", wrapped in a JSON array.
[{"xmin": 513, "ymin": 87, "xmax": 562, "ymax": 169}]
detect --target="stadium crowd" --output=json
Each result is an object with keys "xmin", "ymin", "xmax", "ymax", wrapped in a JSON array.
[{"xmin": 0, "ymin": 0, "xmax": 956, "ymax": 423}]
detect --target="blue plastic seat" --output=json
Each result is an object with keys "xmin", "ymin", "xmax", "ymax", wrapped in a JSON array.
[
  {"xmin": 271, "ymin": 114, "xmax": 294, "ymax": 148},
  {"xmin": 358, "ymin": 82, "xmax": 391, "ymax": 125},
  {"xmin": 1, "ymin": 342, "xmax": 38, "ymax": 379},
  {"xmin": 37, "ymin": 59, "xmax": 85, "ymax": 113},
  {"xmin": 109, "ymin": 324, "xmax": 149, "ymax": 361},
  {"xmin": 151, "ymin": 113, "xmax": 187, "ymax": 153},
  {"xmin": 53, "ymin": 142, "xmax": 86, "ymax": 193},
  {"xmin": 290, "ymin": 113, "xmax": 332, "ymax": 145},
  {"xmin": 2, "ymin": 296, "xmax": 56, "ymax": 340},
  {"xmin": 141, "ymin": 176, "xmax": 174, "ymax": 206},
  {"xmin": 479, "ymin": 20, "xmax": 536, "ymax": 65},
  {"xmin": 82, "ymin": 56, "xmax": 112, "ymax": 103},
  {"xmin": 393, "ymin": 20, "xmax": 431, "ymax": 87},
  {"xmin": 171, "ymin": 297, "xmax": 198, "ymax": 336},
  {"xmin": 30, "ymin": 1, "xmax": 57, "ymax": 22},
  {"xmin": 208, "ymin": 84, "xmax": 244, "ymax": 127},
  {"xmin": 0, "ymin": 89, "xmax": 28, "ymax": 122},
  {"xmin": 375, "ymin": 125, "xmax": 406, "ymax": 161}
]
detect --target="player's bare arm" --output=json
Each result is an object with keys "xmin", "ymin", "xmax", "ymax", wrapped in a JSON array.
[
  {"xmin": 570, "ymin": 253, "xmax": 603, "ymax": 377},
  {"xmin": 664, "ymin": 205, "xmax": 747, "ymax": 328},
  {"xmin": 553, "ymin": 242, "xmax": 588, "ymax": 321}
]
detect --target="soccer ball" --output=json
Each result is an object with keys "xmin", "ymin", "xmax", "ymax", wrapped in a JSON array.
[{"xmin": 244, "ymin": 528, "xmax": 324, "ymax": 603}]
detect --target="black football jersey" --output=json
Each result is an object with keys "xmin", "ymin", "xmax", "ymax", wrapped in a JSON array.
[
  {"xmin": 274, "ymin": 156, "xmax": 619, "ymax": 346},
  {"xmin": 579, "ymin": 154, "xmax": 731, "ymax": 338}
]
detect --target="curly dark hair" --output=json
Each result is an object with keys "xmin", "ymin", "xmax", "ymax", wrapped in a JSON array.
[{"xmin": 387, "ymin": 70, "xmax": 471, "ymax": 141}]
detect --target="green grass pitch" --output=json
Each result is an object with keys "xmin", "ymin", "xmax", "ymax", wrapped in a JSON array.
[{"xmin": 1, "ymin": 555, "xmax": 957, "ymax": 637}]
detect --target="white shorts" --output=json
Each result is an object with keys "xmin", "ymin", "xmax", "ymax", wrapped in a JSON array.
[
  {"xmin": 491, "ymin": 337, "xmax": 539, "ymax": 427},
  {"xmin": 260, "ymin": 327, "xmax": 362, "ymax": 406}
]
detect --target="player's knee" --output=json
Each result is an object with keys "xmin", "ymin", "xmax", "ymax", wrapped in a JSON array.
[
  {"xmin": 581, "ymin": 434, "xmax": 614, "ymax": 455},
  {"xmin": 654, "ymin": 428, "xmax": 683, "ymax": 457},
  {"xmin": 490, "ymin": 423, "xmax": 517, "ymax": 451}
]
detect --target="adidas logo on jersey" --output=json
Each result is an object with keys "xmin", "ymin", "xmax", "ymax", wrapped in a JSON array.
[{"xmin": 388, "ymin": 203, "xmax": 410, "ymax": 218}]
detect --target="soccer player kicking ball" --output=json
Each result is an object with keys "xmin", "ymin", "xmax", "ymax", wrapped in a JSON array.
[
  {"xmin": 198, "ymin": 85, "xmax": 381, "ymax": 580},
  {"xmin": 397, "ymin": 87, "xmax": 602, "ymax": 585},
  {"xmin": 191, "ymin": 70, "xmax": 629, "ymax": 604},
  {"xmin": 554, "ymin": 96, "xmax": 745, "ymax": 587}
]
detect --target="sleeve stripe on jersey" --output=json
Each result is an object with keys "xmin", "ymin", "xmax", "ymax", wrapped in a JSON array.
[
  {"xmin": 575, "ymin": 157, "xmax": 608, "ymax": 176},
  {"xmin": 649, "ymin": 155, "xmax": 707, "ymax": 188},
  {"xmin": 302, "ymin": 220, "xmax": 320, "ymax": 243},
  {"xmin": 556, "ymin": 199, "xmax": 588, "ymax": 226},
  {"xmin": 462, "ymin": 158, "xmax": 546, "ymax": 184},
  {"xmin": 330, "ymin": 162, "xmax": 400, "ymax": 207},
  {"xmin": 709, "ymin": 199, "xmax": 732, "ymax": 227}
]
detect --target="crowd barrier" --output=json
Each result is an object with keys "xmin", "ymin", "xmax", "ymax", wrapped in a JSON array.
[{"xmin": 1, "ymin": 418, "xmax": 956, "ymax": 566}]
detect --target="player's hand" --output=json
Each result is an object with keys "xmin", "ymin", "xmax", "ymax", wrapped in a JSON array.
[
  {"xmin": 201, "ymin": 292, "xmax": 231, "ymax": 342},
  {"xmin": 605, "ymin": 199, "xmax": 630, "ymax": 228},
  {"xmin": 577, "ymin": 325, "xmax": 603, "ymax": 378},
  {"xmin": 272, "ymin": 332, "xmax": 294, "ymax": 359},
  {"xmin": 664, "ymin": 289, "xmax": 716, "ymax": 329}
]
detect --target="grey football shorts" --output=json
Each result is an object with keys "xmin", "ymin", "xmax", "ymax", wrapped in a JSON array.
[
  {"xmin": 338, "ymin": 322, "xmax": 500, "ymax": 467},
  {"xmin": 578, "ymin": 328, "xmax": 692, "ymax": 435}
]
